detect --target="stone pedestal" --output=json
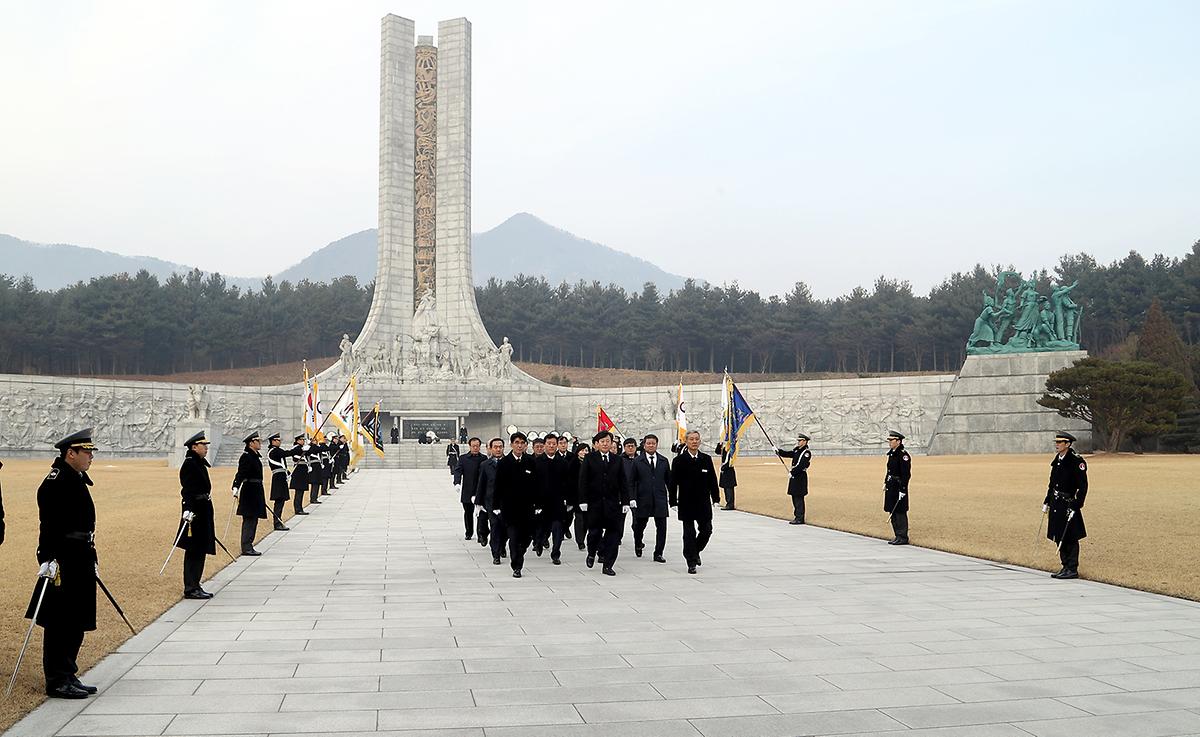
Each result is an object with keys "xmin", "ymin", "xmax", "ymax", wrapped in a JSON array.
[
  {"xmin": 171, "ymin": 421, "xmax": 220, "ymax": 468},
  {"xmin": 928, "ymin": 351, "xmax": 1091, "ymax": 455}
]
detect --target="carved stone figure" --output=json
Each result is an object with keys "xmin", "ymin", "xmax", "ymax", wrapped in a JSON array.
[
  {"xmin": 339, "ymin": 334, "xmax": 356, "ymax": 376},
  {"xmin": 186, "ymin": 384, "xmax": 209, "ymax": 420},
  {"xmin": 497, "ymin": 337, "xmax": 514, "ymax": 378}
]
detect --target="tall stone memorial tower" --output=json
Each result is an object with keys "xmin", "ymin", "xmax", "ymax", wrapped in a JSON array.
[{"xmin": 323, "ymin": 16, "xmax": 553, "ymax": 454}]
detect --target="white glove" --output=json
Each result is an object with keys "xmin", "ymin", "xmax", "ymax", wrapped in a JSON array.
[
  {"xmin": 470, "ymin": 496, "xmax": 475, "ymax": 504},
  {"xmin": 38, "ymin": 560, "xmax": 59, "ymax": 579},
  {"xmin": 475, "ymin": 504, "xmax": 482, "ymax": 514},
  {"xmin": 1041, "ymin": 504, "xmax": 1049, "ymax": 513},
  {"xmin": 898, "ymin": 492, "xmax": 906, "ymax": 500},
  {"xmin": 713, "ymin": 501, "xmax": 720, "ymax": 508},
  {"xmin": 94, "ymin": 562, "xmax": 100, "ymax": 576},
  {"xmin": 629, "ymin": 500, "xmax": 638, "ymax": 509},
  {"xmin": 579, "ymin": 503, "xmax": 588, "ymax": 512},
  {"xmin": 182, "ymin": 510, "xmax": 196, "ymax": 523},
  {"xmin": 493, "ymin": 509, "xmax": 501, "ymax": 516},
  {"xmin": 566, "ymin": 505, "xmax": 573, "ymax": 512},
  {"xmin": 535, "ymin": 508, "xmax": 542, "ymax": 515},
  {"xmin": 232, "ymin": 486, "xmax": 240, "ymax": 498},
  {"xmin": 1066, "ymin": 509, "xmax": 1076, "ymax": 520},
  {"xmin": 621, "ymin": 505, "xmax": 630, "ymax": 514}
]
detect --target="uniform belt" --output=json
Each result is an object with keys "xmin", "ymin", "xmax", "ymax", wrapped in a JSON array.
[
  {"xmin": 271, "ymin": 468, "xmax": 287, "ymax": 475},
  {"xmin": 192, "ymin": 493, "xmax": 211, "ymax": 501},
  {"xmin": 64, "ymin": 531, "xmax": 95, "ymax": 543},
  {"xmin": 1052, "ymin": 491, "xmax": 1076, "ymax": 502}
]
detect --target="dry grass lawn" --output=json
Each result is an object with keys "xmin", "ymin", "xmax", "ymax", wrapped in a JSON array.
[
  {"xmin": 0, "ymin": 458, "xmax": 298, "ymax": 732},
  {"xmin": 735, "ymin": 452, "xmax": 1200, "ymax": 602}
]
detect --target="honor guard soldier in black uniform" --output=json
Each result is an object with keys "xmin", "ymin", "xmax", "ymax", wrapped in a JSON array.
[
  {"xmin": 453, "ymin": 437, "xmax": 485, "ymax": 540},
  {"xmin": 178, "ymin": 431, "xmax": 216, "ymax": 599},
  {"xmin": 318, "ymin": 434, "xmax": 333, "ymax": 496},
  {"xmin": 776, "ymin": 433, "xmax": 811, "ymax": 524},
  {"xmin": 714, "ymin": 441, "xmax": 737, "ymax": 510},
  {"xmin": 26, "ymin": 429, "xmax": 100, "ymax": 698},
  {"xmin": 1044, "ymin": 431, "xmax": 1088, "ymax": 579},
  {"xmin": 232, "ymin": 432, "xmax": 266, "ymax": 556},
  {"xmin": 493, "ymin": 432, "xmax": 537, "ymax": 578},
  {"xmin": 446, "ymin": 439, "xmax": 461, "ymax": 477},
  {"xmin": 0, "ymin": 456, "xmax": 6, "ymax": 546},
  {"xmin": 307, "ymin": 435, "xmax": 324, "ymax": 505},
  {"xmin": 579, "ymin": 430, "xmax": 631, "ymax": 576},
  {"xmin": 289, "ymin": 435, "xmax": 310, "ymax": 515},
  {"xmin": 336, "ymin": 434, "xmax": 351, "ymax": 483},
  {"xmin": 883, "ymin": 430, "xmax": 911, "ymax": 545},
  {"xmin": 326, "ymin": 435, "xmax": 339, "ymax": 491},
  {"xmin": 266, "ymin": 434, "xmax": 290, "ymax": 530},
  {"xmin": 670, "ymin": 430, "xmax": 720, "ymax": 574}
]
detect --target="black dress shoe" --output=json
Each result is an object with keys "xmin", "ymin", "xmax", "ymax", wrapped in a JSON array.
[
  {"xmin": 564, "ymin": 530, "xmax": 572, "ymax": 540},
  {"xmin": 722, "ymin": 506, "xmax": 735, "ymax": 511},
  {"xmin": 295, "ymin": 510, "xmax": 309, "ymax": 515},
  {"xmin": 535, "ymin": 546, "xmax": 543, "ymax": 557},
  {"xmin": 654, "ymin": 554, "xmax": 666, "ymax": 563},
  {"xmin": 465, "ymin": 533, "xmax": 473, "ymax": 540},
  {"xmin": 695, "ymin": 555, "xmax": 701, "ymax": 566},
  {"xmin": 893, "ymin": 539, "xmax": 909, "ymax": 546},
  {"xmin": 602, "ymin": 566, "xmax": 615, "ymax": 576},
  {"xmin": 183, "ymin": 589, "xmax": 208, "ymax": 600},
  {"xmin": 789, "ymin": 519, "xmax": 803, "ymax": 525},
  {"xmin": 586, "ymin": 555, "xmax": 595, "ymax": 568},
  {"xmin": 552, "ymin": 558, "xmax": 561, "ymax": 565},
  {"xmin": 493, "ymin": 557, "xmax": 501, "ymax": 565},
  {"xmin": 887, "ymin": 538, "xmax": 899, "ymax": 545},
  {"xmin": 1057, "ymin": 570, "xmax": 1079, "ymax": 579},
  {"xmin": 512, "ymin": 570, "xmax": 522, "ymax": 578},
  {"xmin": 635, "ymin": 547, "xmax": 643, "ymax": 558},
  {"xmin": 71, "ymin": 679, "xmax": 98, "ymax": 694},
  {"xmin": 688, "ymin": 565, "xmax": 697, "ymax": 574},
  {"xmin": 577, "ymin": 543, "xmax": 586, "ymax": 551},
  {"xmin": 46, "ymin": 683, "xmax": 89, "ymax": 699},
  {"xmin": 274, "ymin": 525, "xmax": 290, "ymax": 531},
  {"xmin": 241, "ymin": 549, "xmax": 262, "ymax": 556},
  {"xmin": 311, "ymin": 500, "xmax": 323, "ymax": 504}
]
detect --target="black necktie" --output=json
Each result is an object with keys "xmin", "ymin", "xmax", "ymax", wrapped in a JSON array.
[{"xmin": 649, "ymin": 456, "xmax": 655, "ymax": 470}]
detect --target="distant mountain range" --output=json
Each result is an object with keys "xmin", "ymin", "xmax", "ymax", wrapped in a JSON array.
[{"xmin": 0, "ymin": 213, "xmax": 688, "ymax": 294}]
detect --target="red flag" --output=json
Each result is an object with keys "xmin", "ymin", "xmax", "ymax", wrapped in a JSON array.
[{"xmin": 597, "ymin": 406, "xmax": 616, "ymax": 434}]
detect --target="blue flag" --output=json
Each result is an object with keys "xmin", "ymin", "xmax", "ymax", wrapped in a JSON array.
[{"xmin": 725, "ymin": 380, "xmax": 755, "ymax": 466}]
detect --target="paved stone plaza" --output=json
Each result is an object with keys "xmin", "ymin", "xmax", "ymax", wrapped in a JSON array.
[{"xmin": 9, "ymin": 470, "xmax": 1200, "ymax": 737}]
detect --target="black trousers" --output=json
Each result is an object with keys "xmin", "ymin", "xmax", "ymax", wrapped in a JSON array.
[
  {"xmin": 1059, "ymin": 538, "xmax": 1080, "ymax": 571},
  {"xmin": 272, "ymin": 499, "xmax": 287, "ymax": 528},
  {"xmin": 681, "ymin": 517, "xmax": 713, "ymax": 564},
  {"xmin": 42, "ymin": 627, "xmax": 85, "ymax": 689},
  {"xmin": 722, "ymin": 487, "xmax": 736, "ymax": 508},
  {"xmin": 573, "ymin": 510, "xmax": 588, "ymax": 547},
  {"xmin": 632, "ymin": 515, "xmax": 667, "ymax": 556},
  {"xmin": 462, "ymin": 502, "xmax": 475, "ymax": 537},
  {"xmin": 890, "ymin": 510, "xmax": 909, "ymax": 541},
  {"xmin": 548, "ymin": 519, "xmax": 565, "ymax": 560},
  {"xmin": 293, "ymin": 488, "xmax": 306, "ymax": 514},
  {"xmin": 489, "ymin": 514, "xmax": 508, "ymax": 559},
  {"xmin": 240, "ymin": 516, "xmax": 258, "ymax": 552},
  {"xmin": 477, "ymin": 509, "xmax": 490, "ymax": 543},
  {"xmin": 508, "ymin": 522, "xmax": 532, "ymax": 572},
  {"xmin": 588, "ymin": 513, "xmax": 625, "ymax": 564},
  {"xmin": 310, "ymin": 478, "xmax": 324, "ymax": 503},
  {"xmin": 791, "ymin": 493, "xmax": 805, "ymax": 521},
  {"xmin": 183, "ymin": 548, "xmax": 207, "ymax": 592}
]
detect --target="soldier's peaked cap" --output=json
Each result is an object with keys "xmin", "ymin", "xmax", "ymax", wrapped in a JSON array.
[
  {"xmin": 887, "ymin": 430, "xmax": 905, "ymax": 440},
  {"xmin": 1055, "ymin": 431, "xmax": 1076, "ymax": 443},
  {"xmin": 183, "ymin": 431, "xmax": 208, "ymax": 447},
  {"xmin": 796, "ymin": 433, "xmax": 810, "ymax": 441},
  {"xmin": 56, "ymin": 428, "xmax": 97, "ymax": 451},
  {"xmin": 294, "ymin": 434, "xmax": 306, "ymax": 442},
  {"xmin": 267, "ymin": 433, "xmax": 281, "ymax": 442},
  {"xmin": 243, "ymin": 431, "xmax": 261, "ymax": 444}
]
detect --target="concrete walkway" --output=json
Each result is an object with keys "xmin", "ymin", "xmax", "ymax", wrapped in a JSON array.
[{"xmin": 8, "ymin": 469, "xmax": 1200, "ymax": 737}]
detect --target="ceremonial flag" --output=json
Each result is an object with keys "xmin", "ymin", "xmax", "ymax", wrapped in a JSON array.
[
  {"xmin": 724, "ymin": 377, "xmax": 756, "ymax": 466},
  {"xmin": 349, "ymin": 380, "xmax": 364, "ymax": 467},
  {"xmin": 596, "ymin": 405, "xmax": 618, "ymax": 436},
  {"xmin": 720, "ymin": 373, "xmax": 732, "ymax": 449},
  {"xmin": 675, "ymin": 379, "xmax": 688, "ymax": 445},
  {"xmin": 326, "ymin": 377, "xmax": 357, "ymax": 438},
  {"xmin": 302, "ymin": 362, "xmax": 318, "ymax": 436},
  {"xmin": 359, "ymin": 403, "xmax": 384, "ymax": 458}
]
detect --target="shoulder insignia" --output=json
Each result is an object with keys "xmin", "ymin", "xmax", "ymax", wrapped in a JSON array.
[
  {"xmin": 1079, "ymin": 462, "xmax": 1086, "ymax": 470},
  {"xmin": 902, "ymin": 453, "xmax": 910, "ymax": 462},
  {"xmin": 45, "ymin": 468, "xmax": 59, "ymax": 481},
  {"xmin": 802, "ymin": 450, "xmax": 810, "ymax": 458}
]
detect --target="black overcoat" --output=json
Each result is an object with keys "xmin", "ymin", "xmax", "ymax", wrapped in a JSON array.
[
  {"xmin": 176, "ymin": 450, "xmax": 216, "ymax": 555},
  {"xmin": 289, "ymin": 444, "xmax": 309, "ymax": 490},
  {"xmin": 627, "ymin": 451, "xmax": 671, "ymax": 519},
  {"xmin": 474, "ymin": 456, "xmax": 500, "ymax": 512},
  {"xmin": 234, "ymin": 448, "xmax": 267, "ymax": 519},
  {"xmin": 494, "ymin": 452, "xmax": 538, "ymax": 532},
  {"xmin": 669, "ymin": 451, "xmax": 719, "ymax": 521},
  {"xmin": 883, "ymin": 444, "xmax": 911, "ymax": 514},
  {"xmin": 267, "ymin": 446, "xmax": 291, "ymax": 501},
  {"xmin": 777, "ymin": 446, "xmax": 811, "ymax": 496},
  {"xmin": 535, "ymin": 453, "xmax": 570, "ymax": 522},
  {"xmin": 25, "ymin": 457, "xmax": 98, "ymax": 631},
  {"xmin": 1044, "ymin": 448, "xmax": 1088, "ymax": 543},
  {"xmin": 454, "ymin": 451, "xmax": 486, "ymax": 505},
  {"xmin": 578, "ymin": 451, "xmax": 629, "ymax": 526}
]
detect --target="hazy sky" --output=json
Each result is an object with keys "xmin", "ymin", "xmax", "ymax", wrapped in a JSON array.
[{"xmin": 2, "ymin": 0, "xmax": 1198, "ymax": 298}]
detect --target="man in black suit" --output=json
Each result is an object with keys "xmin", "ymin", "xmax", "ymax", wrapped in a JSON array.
[
  {"xmin": 669, "ymin": 430, "xmax": 719, "ymax": 574},
  {"xmin": 493, "ymin": 432, "xmax": 537, "ymax": 578},
  {"xmin": 535, "ymin": 433, "xmax": 570, "ymax": 563},
  {"xmin": 476, "ymin": 438, "xmax": 505, "ymax": 560},
  {"xmin": 578, "ymin": 430, "xmax": 631, "ymax": 576},
  {"xmin": 627, "ymin": 433, "xmax": 671, "ymax": 562},
  {"xmin": 453, "ymin": 437, "xmax": 486, "ymax": 541}
]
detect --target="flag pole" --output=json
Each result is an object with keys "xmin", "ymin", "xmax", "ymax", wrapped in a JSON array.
[{"xmin": 728, "ymin": 374, "xmax": 790, "ymax": 471}]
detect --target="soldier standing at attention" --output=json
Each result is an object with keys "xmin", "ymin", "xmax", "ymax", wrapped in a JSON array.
[
  {"xmin": 266, "ymin": 434, "xmax": 290, "ymax": 531},
  {"xmin": 289, "ymin": 435, "xmax": 310, "ymax": 515},
  {"xmin": 446, "ymin": 438, "xmax": 461, "ymax": 477},
  {"xmin": 714, "ymin": 441, "xmax": 737, "ymax": 511},
  {"xmin": 178, "ymin": 431, "xmax": 216, "ymax": 599},
  {"xmin": 307, "ymin": 433, "xmax": 324, "ymax": 505},
  {"xmin": 775, "ymin": 433, "xmax": 811, "ymax": 525},
  {"xmin": 1044, "ymin": 431, "xmax": 1088, "ymax": 579},
  {"xmin": 669, "ymin": 430, "xmax": 719, "ymax": 575},
  {"xmin": 883, "ymin": 430, "xmax": 910, "ymax": 545},
  {"xmin": 232, "ymin": 432, "xmax": 266, "ymax": 556},
  {"xmin": 26, "ymin": 429, "xmax": 100, "ymax": 698},
  {"xmin": 0, "ymin": 457, "xmax": 6, "ymax": 546}
]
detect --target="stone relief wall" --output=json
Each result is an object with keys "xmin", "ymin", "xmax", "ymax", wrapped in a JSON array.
[{"xmin": 554, "ymin": 375, "xmax": 957, "ymax": 455}]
